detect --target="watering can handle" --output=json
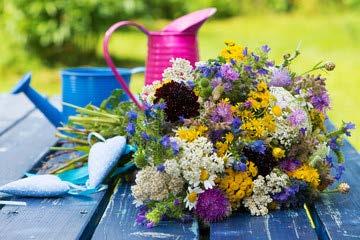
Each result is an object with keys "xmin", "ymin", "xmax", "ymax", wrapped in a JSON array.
[{"xmin": 103, "ymin": 21, "xmax": 149, "ymax": 110}]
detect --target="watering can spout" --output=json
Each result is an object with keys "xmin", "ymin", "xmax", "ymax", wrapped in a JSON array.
[
  {"xmin": 162, "ymin": 8, "xmax": 217, "ymax": 33},
  {"xmin": 11, "ymin": 73, "xmax": 63, "ymax": 127}
]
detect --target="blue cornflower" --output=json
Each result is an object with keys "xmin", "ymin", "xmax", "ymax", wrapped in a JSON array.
[
  {"xmin": 328, "ymin": 137, "xmax": 339, "ymax": 150},
  {"xmin": 156, "ymin": 164, "xmax": 165, "ymax": 172},
  {"xmin": 261, "ymin": 45, "xmax": 271, "ymax": 53},
  {"xmin": 344, "ymin": 122, "xmax": 355, "ymax": 136},
  {"xmin": 126, "ymin": 122, "xmax": 135, "ymax": 135},
  {"xmin": 325, "ymin": 155, "xmax": 334, "ymax": 167},
  {"xmin": 257, "ymin": 68, "xmax": 268, "ymax": 75},
  {"xmin": 232, "ymin": 117, "xmax": 242, "ymax": 133},
  {"xmin": 233, "ymin": 161, "xmax": 247, "ymax": 172},
  {"xmin": 251, "ymin": 53, "xmax": 260, "ymax": 62},
  {"xmin": 244, "ymin": 65, "xmax": 252, "ymax": 73},
  {"xmin": 187, "ymin": 80, "xmax": 195, "ymax": 89},
  {"xmin": 299, "ymin": 128, "xmax": 307, "ymax": 135},
  {"xmin": 153, "ymin": 102, "xmax": 166, "ymax": 110},
  {"xmin": 127, "ymin": 111, "xmax": 138, "ymax": 121},
  {"xmin": 230, "ymin": 59, "xmax": 237, "ymax": 65},
  {"xmin": 249, "ymin": 140, "xmax": 266, "ymax": 155}
]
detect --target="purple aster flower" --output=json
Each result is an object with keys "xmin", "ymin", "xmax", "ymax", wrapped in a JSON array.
[
  {"xmin": 328, "ymin": 137, "xmax": 339, "ymax": 150},
  {"xmin": 335, "ymin": 165, "xmax": 345, "ymax": 180},
  {"xmin": 160, "ymin": 135, "xmax": 171, "ymax": 148},
  {"xmin": 257, "ymin": 68, "xmax": 268, "ymax": 75},
  {"xmin": 288, "ymin": 109, "xmax": 306, "ymax": 127},
  {"xmin": 211, "ymin": 102, "xmax": 234, "ymax": 123},
  {"xmin": 127, "ymin": 111, "xmax": 138, "ymax": 121},
  {"xmin": 261, "ymin": 45, "xmax": 271, "ymax": 53},
  {"xmin": 141, "ymin": 132, "xmax": 150, "ymax": 141},
  {"xmin": 126, "ymin": 122, "xmax": 135, "ymax": 135},
  {"xmin": 280, "ymin": 159, "xmax": 302, "ymax": 172},
  {"xmin": 244, "ymin": 65, "xmax": 252, "ymax": 73},
  {"xmin": 173, "ymin": 198, "xmax": 181, "ymax": 206},
  {"xmin": 156, "ymin": 164, "xmax": 165, "ymax": 172},
  {"xmin": 310, "ymin": 91, "xmax": 330, "ymax": 112},
  {"xmin": 326, "ymin": 155, "xmax": 334, "ymax": 167},
  {"xmin": 233, "ymin": 161, "xmax": 247, "ymax": 172},
  {"xmin": 170, "ymin": 141, "xmax": 180, "ymax": 155},
  {"xmin": 249, "ymin": 140, "xmax": 266, "ymax": 155},
  {"xmin": 266, "ymin": 61, "xmax": 274, "ymax": 67},
  {"xmin": 195, "ymin": 188, "xmax": 231, "ymax": 223},
  {"xmin": 344, "ymin": 122, "xmax": 355, "ymax": 136},
  {"xmin": 220, "ymin": 64, "xmax": 239, "ymax": 81},
  {"xmin": 299, "ymin": 128, "xmax": 307, "ymax": 135},
  {"xmin": 251, "ymin": 53, "xmax": 259, "ymax": 62},
  {"xmin": 243, "ymin": 100, "xmax": 252, "ymax": 109},
  {"xmin": 269, "ymin": 68, "xmax": 292, "ymax": 87},
  {"xmin": 211, "ymin": 77, "xmax": 222, "ymax": 89},
  {"xmin": 243, "ymin": 47, "xmax": 248, "ymax": 56}
]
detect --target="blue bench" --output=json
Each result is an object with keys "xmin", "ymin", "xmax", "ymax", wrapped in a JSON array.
[{"xmin": 0, "ymin": 94, "xmax": 359, "ymax": 239}]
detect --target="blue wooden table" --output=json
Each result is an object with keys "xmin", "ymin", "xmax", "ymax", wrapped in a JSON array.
[{"xmin": 0, "ymin": 94, "xmax": 359, "ymax": 239}]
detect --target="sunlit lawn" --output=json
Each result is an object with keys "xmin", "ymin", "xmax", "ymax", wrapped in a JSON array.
[{"xmin": 1, "ymin": 13, "xmax": 359, "ymax": 149}]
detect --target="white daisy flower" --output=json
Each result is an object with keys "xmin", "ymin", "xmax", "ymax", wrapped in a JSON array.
[{"xmin": 184, "ymin": 187, "xmax": 203, "ymax": 210}]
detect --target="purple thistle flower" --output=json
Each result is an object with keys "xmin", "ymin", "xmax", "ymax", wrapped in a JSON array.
[
  {"xmin": 211, "ymin": 102, "xmax": 234, "ymax": 123},
  {"xmin": 156, "ymin": 164, "xmax": 165, "ymax": 172},
  {"xmin": 261, "ymin": 45, "xmax": 271, "ymax": 53},
  {"xmin": 269, "ymin": 68, "xmax": 292, "ymax": 87},
  {"xmin": 233, "ymin": 161, "xmax": 247, "ymax": 172},
  {"xmin": 126, "ymin": 122, "xmax": 135, "ymax": 135},
  {"xmin": 249, "ymin": 140, "xmax": 266, "ymax": 155},
  {"xmin": 195, "ymin": 188, "xmax": 231, "ymax": 223},
  {"xmin": 220, "ymin": 64, "xmax": 239, "ymax": 81},
  {"xmin": 310, "ymin": 91, "xmax": 330, "ymax": 112},
  {"xmin": 344, "ymin": 122, "xmax": 355, "ymax": 136},
  {"xmin": 223, "ymin": 82, "xmax": 233, "ymax": 92},
  {"xmin": 288, "ymin": 109, "xmax": 306, "ymax": 127},
  {"xmin": 211, "ymin": 78, "xmax": 222, "ymax": 89},
  {"xmin": 280, "ymin": 159, "xmax": 302, "ymax": 172},
  {"xmin": 127, "ymin": 111, "xmax": 138, "ymax": 121}
]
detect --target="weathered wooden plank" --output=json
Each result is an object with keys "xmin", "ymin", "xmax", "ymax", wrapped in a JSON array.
[
  {"xmin": 92, "ymin": 182, "xmax": 199, "ymax": 240},
  {"xmin": 312, "ymin": 136, "xmax": 360, "ymax": 240},
  {"xmin": 210, "ymin": 209, "xmax": 317, "ymax": 240},
  {"xmin": 0, "ymin": 106, "xmax": 56, "ymax": 186},
  {"xmin": 0, "ymin": 94, "xmax": 35, "ymax": 136}
]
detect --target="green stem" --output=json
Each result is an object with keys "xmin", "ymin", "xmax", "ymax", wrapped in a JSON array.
[
  {"xmin": 55, "ymin": 132, "xmax": 88, "ymax": 144},
  {"xmin": 50, "ymin": 147, "xmax": 76, "ymax": 151},
  {"xmin": 69, "ymin": 116, "xmax": 119, "ymax": 124},
  {"xmin": 50, "ymin": 154, "xmax": 88, "ymax": 174},
  {"xmin": 57, "ymin": 127, "xmax": 89, "ymax": 135},
  {"xmin": 63, "ymin": 102, "xmax": 119, "ymax": 119}
]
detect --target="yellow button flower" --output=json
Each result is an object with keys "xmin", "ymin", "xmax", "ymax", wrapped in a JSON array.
[
  {"xmin": 272, "ymin": 105, "xmax": 282, "ymax": 117},
  {"xmin": 272, "ymin": 147, "xmax": 285, "ymax": 159}
]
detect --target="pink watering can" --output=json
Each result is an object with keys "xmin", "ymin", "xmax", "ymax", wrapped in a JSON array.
[{"xmin": 103, "ymin": 8, "xmax": 217, "ymax": 109}]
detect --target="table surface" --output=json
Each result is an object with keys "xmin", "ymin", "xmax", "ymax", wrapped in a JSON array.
[{"xmin": 0, "ymin": 93, "xmax": 359, "ymax": 240}]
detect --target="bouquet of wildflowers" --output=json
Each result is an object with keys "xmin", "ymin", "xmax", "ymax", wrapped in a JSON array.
[{"xmin": 57, "ymin": 41, "xmax": 354, "ymax": 227}]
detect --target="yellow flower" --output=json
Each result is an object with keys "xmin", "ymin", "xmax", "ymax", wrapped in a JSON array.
[
  {"xmin": 200, "ymin": 169, "xmax": 209, "ymax": 181},
  {"xmin": 216, "ymin": 141, "xmax": 229, "ymax": 157},
  {"xmin": 225, "ymin": 132, "xmax": 234, "ymax": 143},
  {"xmin": 218, "ymin": 165, "xmax": 257, "ymax": 209},
  {"xmin": 220, "ymin": 41, "xmax": 245, "ymax": 62},
  {"xmin": 272, "ymin": 105, "xmax": 282, "ymax": 117},
  {"xmin": 272, "ymin": 147, "xmax": 285, "ymax": 159},
  {"xmin": 187, "ymin": 192, "xmax": 198, "ymax": 203},
  {"xmin": 257, "ymin": 81, "xmax": 268, "ymax": 92},
  {"xmin": 175, "ymin": 127, "xmax": 199, "ymax": 142},
  {"xmin": 287, "ymin": 165, "xmax": 320, "ymax": 188}
]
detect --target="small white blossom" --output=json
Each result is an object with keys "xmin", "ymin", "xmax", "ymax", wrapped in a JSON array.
[
  {"xmin": 162, "ymin": 58, "xmax": 194, "ymax": 83},
  {"xmin": 184, "ymin": 187, "xmax": 203, "ymax": 210}
]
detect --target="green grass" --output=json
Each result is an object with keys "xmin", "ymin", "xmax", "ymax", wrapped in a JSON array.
[{"xmin": 1, "ymin": 13, "xmax": 360, "ymax": 149}]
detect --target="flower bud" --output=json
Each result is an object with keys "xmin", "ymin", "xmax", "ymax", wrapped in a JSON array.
[
  {"xmin": 324, "ymin": 62, "xmax": 335, "ymax": 71},
  {"xmin": 338, "ymin": 182, "xmax": 350, "ymax": 194}
]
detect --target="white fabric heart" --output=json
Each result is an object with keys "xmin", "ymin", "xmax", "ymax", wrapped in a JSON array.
[
  {"xmin": 87, "ymin": 136, "xmax": 126, "ymax": 188},
  {"xmin": 0, "ymin": 175, "xmax": 70, "ymax": 197}
]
